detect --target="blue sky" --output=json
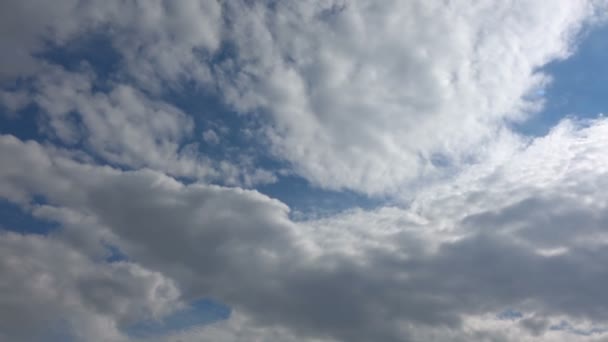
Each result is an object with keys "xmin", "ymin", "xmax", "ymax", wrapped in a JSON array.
[
  {"xmin": 3, "ymin": 1, "xmax": 608, "ymax": 342},
  {"xmin": 125, "ymin": 299, "xmax": 230, "ymax": 338},
  {"xmin": 516, "ymin": 22, "xmax": 608, "ymax": 136}
]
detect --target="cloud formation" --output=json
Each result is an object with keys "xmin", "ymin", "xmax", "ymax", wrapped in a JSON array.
[
  {"xmin": 2, "ymin": 1, "xmax": 608, "ymax": 341},
  {"xmin": 3, "ymin": 0, "xmax": 605, "ymax": 193},
  {"xmin": 214, "ymin": 0, "xmax": 605, "ymax": 194},
  {"xmin": 3, "ymin": 117, "xmax": 608, "ymax": 341}
]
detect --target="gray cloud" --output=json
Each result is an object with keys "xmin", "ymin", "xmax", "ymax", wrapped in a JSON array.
[
  {"xmin": 2, "ymin": 117, "xmax": 608, "ymax": 341},
  {"xmin": 0, "ymin": 231, "xmax": 180, "ymax": 342}
]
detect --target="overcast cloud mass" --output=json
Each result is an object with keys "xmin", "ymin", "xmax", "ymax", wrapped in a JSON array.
[{"xmin": 2, "ymin": 1, "xmax": 608, "ymax": 341}]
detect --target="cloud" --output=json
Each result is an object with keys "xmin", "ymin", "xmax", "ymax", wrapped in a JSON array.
[
  {"xmin": 3, "ymin": 1, "xmax": 608, "ymax": 341},
  {"xmin": 213, "ymin": 0, "xmax": 607, "ymax": 194},
  {"xmin": 27, "ymin": 66, "xmax": 198, "ymax": 169},
  {"xmin": 0, "ymin": 231, "xmax": 180, "ymax": 342},
  {"xmin": 0, "ymin": 64, "xmax": 277, "ymax": 187},
  {"xmin": 202, "ymin": 129, "xmax": 220, "ymax": 145},
  {"xmin": 2, "ymin": 117, "xmax": 608, "ymax": 341},
  {"xmin": 0, "ymin": 0, "xmax": 223, "ymax": 88},
  {"xmin": 3, "ymin": 0, "xmax": 605, "ymax": 195}
]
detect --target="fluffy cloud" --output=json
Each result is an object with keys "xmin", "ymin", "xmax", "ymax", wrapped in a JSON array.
[
  {"xmin": 9, "ymin": 65, "xmax": 214, "ymax": 176},
  {"xmin": 0, "ymin": 0, "xmax": 222, "ymax": 86},
  {"xmin": 0, "ymin": 231, "xmax": 180, "ymax": 342},
  {"xmin": 3, "ymin": 1, "xmax": 608, "ymax": 341},
  {"xmin": 0, "ymin": 64, "xmax": 279, "ymax": 187},
  {"xmin": 0, "ymin": 0, "xmax": 281, "ymax": 187},
  {"xmin": 2, "ymin": 116, "xmax": 608, "ymax": 341},
  {"xmin": 215, "ymin": 0, "xmax": 607, "ymax": 194},
  {"xmin": 3, "ymin": 0, "xmax": 605, "ymax": 194}
]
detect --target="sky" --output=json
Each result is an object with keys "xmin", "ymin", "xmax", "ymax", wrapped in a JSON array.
[{"xmin": 2, "ymin": 1, "xmax": 608, "ymax": 341}]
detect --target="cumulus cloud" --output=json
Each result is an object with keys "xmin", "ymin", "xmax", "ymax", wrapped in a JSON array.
[
  {"xmin": 0, "ymin": 0, "xmax": 223, "ymax": 86},
  {"xmin": 0, "ymin": 64, "xmax": 278, "ymax": 187},
  {"xmin": 2, "ymin": 116, "xmax": 608, "ymax": 341},
  {"xmin": 3, "ymin": 0, "xmax": 605, "ymax": 194},
  {"xmin": 0, "ymin": 231, "xmax": 181, "ymax": 342},
  {"xmin": 8, "ymin": 65, "xmax": 213, "ymax": 175},
  {"xmin": 214, "ymin": 0, "xmax": 607, "ymax": 194},
  {"xmin": 3, "ymin": 1, "xmax": 608, "ymax": 341},
  {"xmin": 0, "ymin": 0, "xmax": 281, "ymax": 187}
]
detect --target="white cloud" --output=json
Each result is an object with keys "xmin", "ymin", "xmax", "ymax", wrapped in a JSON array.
[
  {"xmin": 0, "ymin": 65, "xmax": 277, "ymax": 187},
  {"xmin": 3, "ymin": 0, "xmax": 606, "ymax": 195},
  {"xmin": 30, "ymin": 66, "xmax": 199, "ymax": 168},
  {"xmin": 214, "ymin": 0, "xmax": 606, "ymax": 194},
  {"xmin": 0, "ymin": 0, "xmax": 223, "ymax": 88},
  {"xmin": 202, "ymin": 129, "xmax": 220, "ymax": 145}
]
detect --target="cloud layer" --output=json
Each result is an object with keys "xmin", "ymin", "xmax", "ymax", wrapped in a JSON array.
[
  {"xmin": 2, "ymin": 1, "xmax": 608, "ymax": 341},
  {"xmin": 3, "ymin": 117, "xmax": 608, "ymax": 341}
]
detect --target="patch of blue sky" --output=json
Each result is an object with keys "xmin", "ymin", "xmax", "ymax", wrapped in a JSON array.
[
  {"xmin": 0, "ymin": 103, "xmax": 42, "ymax": 141},
  {"xmin": 38, "ymin": 31, "xmax": 122, "ymax": 92},
  {"xmin": 258, "ymin": 175, "xmax": 384, "ymax": 220},
  {"xmin": 515, "ymin": 23, "xmax": 608, "ymax": 136},
  {"xmin": 0, "ymin": 199, "xmax": 58, "ymax": 235},
  {"xmin": 102, "ymin": 243, "xmax": 129, "ymax": 263},
  {"xmin": 124, "ymin": 298, "xmax": 231, "ymax": 338},
  {"xmin": 496, "ymin": 308, "xmax": 523, "ymax": 321},
  {"xmin": 549, "ymin": 320, "xmax": 608, "ymax": 336},
  {"xmin": 161, "ymin": 75, "xmax": 266, "ymax": 165}
]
